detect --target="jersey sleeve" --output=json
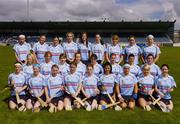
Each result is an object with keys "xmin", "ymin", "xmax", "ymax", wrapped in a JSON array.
[
  {"xmin": 157, "ymin": 66, "xmax": 162, "ymax": 76},
  {"xmin": 156, "ymin": 46, "xmax": 161, "ymax": 55},
  {"xmin": 115, "ymin": 74, "xmax": 121, "ymax": 84},
  {"xmin": 133, "ymin": 76, "xmax": 138, "ymax": 84},
  {"xmin": 88, "ymin": 43, "xmax": 92, "ymax": 51},
  {"xmin": 8, "ymin": 74, "xmax": 13, "ymax": 85},
  {"xmin": 23, "ymin": 73, "xmax": 28, "ymax": 85},
  {"xmin": 170, "ymin": 76, "xmax": 176, "ymax": 88},
  {"xmin": 75, "ymin": 43, "xmax": 78, "ymax": 51},
  {"xmin": 13, "ymin": 44, "xmax": 17, "ymax": 52},
  {"xmin": 32, "ymin": 43, "xmax": 37, "ymax": 52},
  {"xmin": 138, "ymin": 46, "xmax": 143, "ymax": 55},
  {"xmin": 27, "ymin": 43, "xmax": 32, "ymax": 51},
  {"xmin": 122, "ymin": 47, "xmax": 126, "ymax": 55}
]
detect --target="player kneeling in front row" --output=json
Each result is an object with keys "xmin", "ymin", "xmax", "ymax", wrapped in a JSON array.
[
  {"xmin": 26, "ymin": 64, "xmax": 46, "ymax": 112},
  {"xmin": 155, "ymin": 64, "xmax": 176, "ymax": 112},
  {"xmin": 98, "ymin": 62, "xmax": 121, "ymax": 110},
  {"xmin": 116, "ymin": 64, "xmax": 138, "ymax": 110},
  {"xmin": 63, "ymin": 62, "xmax": 83, "ymax": 111},
  {"xmin": 45, "ymin": 64, "xmax": 65, "ymax": 113},
  {"xmin": 138, "ymin": 64, "xmax": 155, "ymax": 111},
  {"xmin": 81, "ymin": 64, "xmax": 100, "ymax": 111},
  {"xmin": 8, "ymin": 62, "xmax": 27, "ymax": 111}
]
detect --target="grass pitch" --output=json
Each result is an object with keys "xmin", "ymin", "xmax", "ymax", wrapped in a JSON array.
[{"xmin": 0, "ymin": 46, "xmax": 180, "ymax": 124}]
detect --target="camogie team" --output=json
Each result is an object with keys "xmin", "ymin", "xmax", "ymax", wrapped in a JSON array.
[{"xmin": 7, "ymin": 32, "xmax": 176, "ymax": 112}]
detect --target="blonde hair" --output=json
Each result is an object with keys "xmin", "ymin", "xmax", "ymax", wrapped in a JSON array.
[
  {"xmin": 66, "ymin": 32, "xmax": 74, "ymax": 38},
  {"xmin": 112, "ymin": 35, "xmax": 119, "ymax": 41},
  {"xmin": 142, "ymin": 64, "xmax": 150, "ymax": 71},
  {"xmin": 26, "ymin": 53, "xmax": 37, "ymax": 64}
]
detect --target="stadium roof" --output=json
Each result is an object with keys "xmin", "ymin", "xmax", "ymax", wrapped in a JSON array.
[{"xmin": 0, "ymin": 21, "xmax": 175, "ymax": 31}]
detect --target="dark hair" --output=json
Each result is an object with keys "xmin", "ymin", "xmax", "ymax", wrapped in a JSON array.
[
  {"xmin": 80, "ymin": 32, "xmax": 88, "ymax": 47},
  {"xmin": 52, "ymin": 36, "xmax": 60, "ymax": 42},
  {"xmin": 87, "ymin": 63, "xmax": 94, "ymax": 69},
  {"xmin": 90, "ymin": 54, "xmax": 97, "ymax": 60},
  {"xmin": 103, "ymin": 62, "xmax": 112, "ymax": 73},
  {"xmin": 128, "ymin": 35, "xmax": 135, "ymax": 40},
  {"xmin": 161, "ymin": 64, "xmax": 169, "ymax": 69},
  {"xmin": 66, "ymin": 32, "xmax": 74, "ymax": 38},
  {"xmin": 44, "ymin": 51, "xmax": 52, "ymax": 57},
  {"xmin": 146, "ymin": 54, "xmax": 154, "ymax": 59},
  {"xmin": 39, "ymin": 34, "xmax": 46, "ymax": 38},
  {"xmin": 70, "ymin": 61, "xmax": 77, "ymax": 67},
  {"xmin": 51, "ymin": 64, "xmax": 59, "ymax": 69},
  {"xmin": 59, "ymin": 53, "xmax": 67, "ymax": 59},
  {"xmin": 128, "ymin": 54, "xmax": 135, "ymax": 58},
  {"xmin": 96, "ymin": 33, "xmax": 104, "ymax": 45},
  {"xmin": 110, "ymin": 53, "xmax": 116, "ymax": 58}
]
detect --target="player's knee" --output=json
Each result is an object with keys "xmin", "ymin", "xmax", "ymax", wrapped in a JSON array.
[
  {"xmin": 9, "ymin": 101, "xmax": 16, "ymax": 110},
  {"xmin": 129, "ymin": 103, "xmax": 135, "ymax": 110},
  {"xmin": 75, "ymin": 103, "xmax": 81, "ymax": 109},
  {"xmin": 34, "ymin": 102, "xmax": 40, "ymax": 108},
  {"xmin": 57, "ymin": 106, "xmax": 63, "ymax": 111},
  {"xmin": 64, "ymin": 98, "xmax": 70, "ymax": 104},
  {"xmin": 99, "ymin": 100, "xmax": 107, "ymax": 105},
  {"xmin": 138, "ymin": 98, "xmax": 146, "ymax": 107},
  {"xmin": 120, "ymin": 102, "xmax": 127, "ymax": 108},
  {"xmin": 57, "ymin": 102, "xmax": 64, "ymax": 111},
  {"xmin": 9, "ymin": 104, "xmax": 16, "ymax": 110}
]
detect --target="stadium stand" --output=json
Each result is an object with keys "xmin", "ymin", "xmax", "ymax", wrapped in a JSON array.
[{"xmin": 0, "ymin": 21, "xmax": 175, "ymax": 46}]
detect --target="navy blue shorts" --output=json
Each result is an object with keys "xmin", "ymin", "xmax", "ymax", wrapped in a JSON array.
[
  {"xmin": 51, "ymin": 96, "xmax": 64, "ymax": 106},
  {"xmin": 161, "ymin": 99, "xmax": 171, "ymax": 105},
  {"xmin": 86, "ymin": 96, "xmax": 98, "ymax": 104},
  {"xmin": 9, "ymin": 95, "xmax": 27, "ymax": 104},
  {"xmin": 64, "ymin": 93, "xmax": 83, "ymax": 102},
  {"xmin": 122, "ymin": 95, "xmax": 134, "ymax": 103},
  {"xmin": 99, "ymin": 93, "xmax": 113, "ymax": 104},
  {"xmin": 138, "ymin": 94, "xmax": 152, "ymax": 101},
  {"xmin": 28, "ymin": 95, "xmax": 46, "ymax": 104}
]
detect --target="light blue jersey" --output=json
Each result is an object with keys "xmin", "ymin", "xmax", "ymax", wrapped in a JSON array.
[
  {"xmin": 156, "ymin": 75, "xmax": 176, "ymax": 99},
  {"xmin": 130, "ymin": 64, "xmax": 141, "ymax": 77},
  {"xmin": 99, "ymin": 74, "xmax": 117, "ymax": 94},
  {"xmin": 64, "ymin": 72, "xmax": 82, "ymax": 94},
  {"xmin": 49, "ymin": 44, "xmax": 64, "ymax": 64},
  {"xmin": 40, "ymin": 61, "xmax": 54, "ymax": 77},
  {"xmin": 142, "ymin": 44, "xmax": 161, "ymax": 62},
  {"xmin": 93, "ymin": 63, "xmax": 104, "ymax": 77},
  {"xmin": 138, "ymin": 74, "xmax": 155, "ymax": 95},
  {"xmin": 23, "ymin": 64, "xmax": 33, "ymax": 79},
  {"xmin": 78, "ymin": 43, "xmax": 92, "ymax": 61},
  {"xmin": 122, "ymin": 44, "xmax": 142, "ymax": 65},
  {"xmin": 58, "ymin": 62, "xmax": 70, "ymax": 76},
  {"xmin": 28, "ymin": 73, "xmax": 46, "ymax": 97},
  {"xmin": 45, "ymin": 74, "xmax": 64, "ymax": 98},
  {"xmin": 111, "ymin": 63, "xmax": 122, "ymax": 75},
  {"xmin": 76, "ymin": 62, "xmax": 86, "ymax": 76},
  {"xmin": 91, "ymin": 43, "xmax": 105, "ymax": 61},
  {"xmin": 106, "ymin": 44, "xmax": 122, "ymax": 63},
  {"xmin": 116, "ymin": 73, "xmax": 137, "ymax": 96},
  {"xmin": 63, "ymin": 42, "xmax": 78, "ymax": 60},
  {"xmin": 82, "ymin": 74, "xmax": 99, "ymax": 97},
  {"xmin": 32, "ymin": 42, "xmax": 49, "ymax": 63},
  {"xmin": 13, "ymin": 42, "xmax": 31, "ymax": 61},
  {"xmin": 8, "ymin": 72, "xmax": 27, "ymax": 96}
]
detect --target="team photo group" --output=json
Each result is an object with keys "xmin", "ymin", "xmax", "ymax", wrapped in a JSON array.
[{"xmin": 8, "ymin": 32, "xmax": 176, "ymax": 113}]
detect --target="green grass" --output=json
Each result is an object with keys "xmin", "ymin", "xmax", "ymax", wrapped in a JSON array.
[{"xmin": 0, "ymin": 46, "xmax": 180, "ymax": 124}]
